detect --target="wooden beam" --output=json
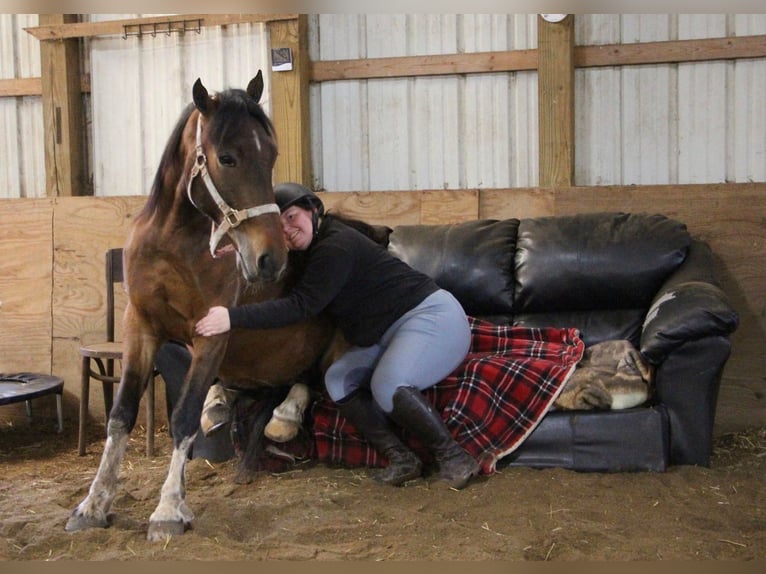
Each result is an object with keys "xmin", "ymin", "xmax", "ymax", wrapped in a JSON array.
[
  {"xmin": 39, "ymin": 14, "xmax": 86, "ymax": 197},
  {"xmin": 0, "ymin": 78, "xmax": 42, "ymax": 97},
  {"xmin": 25, "ymin": 13, "xmax": 298, "ymax": 40},
  {"xmin": 578, "ymin": 34, "xmax": 766, "ymax": 68},
  {"xmin": 309, "ymin": 34, "xmax": 766, "ymax": 83},
  {"xmin": 537, "ymin": 14, "xmax": 575, "ymax": 187},
  {"xmin": 268, "ymin": 15, "xmax": 311, "ymax": 186},
  {"xmin": 311, "ymin": 49, "xmax": 537, "ymax": 82}
]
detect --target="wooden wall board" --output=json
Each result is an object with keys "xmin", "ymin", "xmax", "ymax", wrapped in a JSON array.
[
  {"xmin": 0, "ymin": 198, "xmax": 53, "ymax": 375},
  {"xmin": 421, "ymin": 189, "xmax": 479, "ymax": 225},
  {"xmin": 0, "ymin": 187, "xmax": 761, "ymax": 427},
  {"xmin": 50, "ymin": 196, "xmax": 147, "ymax": 422},
  {"xmin": 320, "ymin": 191, "xmax": 422, "ymax": 227},
  {"xmin": 479, "ymin": 187, "xmax": 556, "ymax": 220}
]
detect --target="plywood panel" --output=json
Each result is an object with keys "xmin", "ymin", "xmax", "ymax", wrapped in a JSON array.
[
  {"xmin": 0, "ymin": 198, "xmax": 52, "ymax": 374},
  {"xmin": 51, "ymin": 196, "xmax": 147, "ymax": 415},
  {"xmin": 421, "ymin": 189, "xmax": 478, "ymax": 224},
  {"xmin": 480, "ymin": 187, "xmax": 555, "ymax": 220},
  {"xmin": 321, "ymin": 190, "xmax": 421, "ymax": 227},
  {"xmin": 0, "ymin": 187, "xmax": 763, "ymax": 424}
]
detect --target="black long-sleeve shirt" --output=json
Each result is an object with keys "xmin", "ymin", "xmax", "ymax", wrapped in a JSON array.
[{"xmin": 228, "ymin": 216, "xmax": 438, "ymax": 347}]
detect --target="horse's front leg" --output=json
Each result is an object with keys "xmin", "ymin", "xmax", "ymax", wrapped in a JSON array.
[
  {"xmin": 66, "ymin": 315, "xmax": 158, "ymax": 532},
  {"xmin": 147, "ymin": 336, "xmax": 226, "ymax": 541}
]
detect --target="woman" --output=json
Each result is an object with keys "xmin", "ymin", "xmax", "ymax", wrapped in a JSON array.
[{"xmin": 196, "ymin": 183, "xmax": 479, "ymax": 489}]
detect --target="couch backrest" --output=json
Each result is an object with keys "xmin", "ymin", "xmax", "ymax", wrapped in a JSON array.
[
  {"xmin": 388, "ymin": 212, "xmax": 691, "ymax": 346},
  {"xmin": 388, "ymin": 219, "xmax": 519, "ymax": 316},
  {"xmin": 513, "ymin": 212, "xmax": 690, "ymax": 312}
]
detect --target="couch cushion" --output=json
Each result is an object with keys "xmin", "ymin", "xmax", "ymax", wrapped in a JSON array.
[
  {"xmin": 514, "ymin": 212, "xmax": 690, "ymax": 313},
  {"xmin": 512, "ymin": 308, "xmax": 646, "ymax": 347},
  {"xmin": 388, "ymin": 219, "xmax": 519, "ymax": 316}
]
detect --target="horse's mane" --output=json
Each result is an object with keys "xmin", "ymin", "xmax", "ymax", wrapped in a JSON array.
[
  {"xmin": 139, "ymin": 88, "xmax": 275, "ymax": 219},
  {"xmin": 139, "ymin": 102, "xmax": 196, "ymax": 218}
]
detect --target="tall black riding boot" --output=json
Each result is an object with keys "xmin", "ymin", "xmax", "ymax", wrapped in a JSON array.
[
  {"xmin": 390, "ymin": 387, "xmax": 480, "ymax": 490},
  {"xmin": 336, "ymin": 389, "xmax": 423, "ymax": 486}
]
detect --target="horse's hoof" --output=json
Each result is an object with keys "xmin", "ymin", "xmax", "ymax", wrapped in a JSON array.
[
  {"xmin": 200, "ymin": 404, "xmax": 230, "ymax": 436},
  {"xmin": 264, "ymin": 417, "xmax": 299, "ymax": 443},
  {"xmin": 147, "ymin": 520, "xmax": 188, "ymax": 542},
  {"xmin": 65, "ymin": 511, "xmax": 111, "ymax": 532}
]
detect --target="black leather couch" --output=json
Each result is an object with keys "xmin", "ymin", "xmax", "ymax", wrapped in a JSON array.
[{"xmin": 386, "ymin": 212, "xmax": 739, "ymax": 471}]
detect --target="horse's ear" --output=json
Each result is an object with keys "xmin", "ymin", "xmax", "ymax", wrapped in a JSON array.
[
  {"xmin": 192, "ymin": 78, "xmax": 211, "ymax": 113},
  {"xmin": 247, "ymin": 70, "xmax": 264, "ymax": 103}
]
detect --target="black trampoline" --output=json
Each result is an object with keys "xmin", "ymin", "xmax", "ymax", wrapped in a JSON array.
[{"xmin": 0, "ymin": 372, "xmax": 64, "ymax": 433}]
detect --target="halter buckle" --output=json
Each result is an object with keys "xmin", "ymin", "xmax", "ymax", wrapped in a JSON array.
[{"xmin": 223, "ymin": 209, "xmax": 245, "ymax": 228}]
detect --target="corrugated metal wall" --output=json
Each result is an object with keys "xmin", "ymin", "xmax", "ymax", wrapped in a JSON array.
[
  {"xmin": 0, "ymin": 14, "xmax": 43, "ymax": 198},
  {"xmin": 86, "ymin": 14, "xmax": 271, "ymax": 197},
  {"xmin": 312, "ymin": 13, "xmax": 766, "ymax": 191},
  {"xmin": 309, "ymin": 14, "xmax": 539, "ymax": 191},
  {"xmin": 1, "ymin": 14, "xmax": 764, "ymax": 197},
  {"xmin": 575, "ymin": 14, "xmax": 766, "ymax": 186}
]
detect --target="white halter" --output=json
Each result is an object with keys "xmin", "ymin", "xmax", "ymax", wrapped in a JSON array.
[{"xmin": 186, "ymin": 114, "xmax": 280, "ymax": 258}]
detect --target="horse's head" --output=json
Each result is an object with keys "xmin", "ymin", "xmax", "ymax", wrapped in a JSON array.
[{"xmin": 185, "ymin": 71, "xmax": 287, "ymax": 283}]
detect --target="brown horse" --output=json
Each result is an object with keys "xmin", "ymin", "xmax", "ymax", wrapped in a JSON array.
[{"xmin": 65, "ymin": 72, "xmax": 336, "ymax": 541}]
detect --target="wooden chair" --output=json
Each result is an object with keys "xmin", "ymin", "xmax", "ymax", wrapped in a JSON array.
[{"xmin": 78, "ymin": 248, "xmax": 158, "ymax": 456}]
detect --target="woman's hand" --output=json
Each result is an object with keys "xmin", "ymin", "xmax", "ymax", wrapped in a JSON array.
[{"xmin": 195, "ymin": 306, "xmax": 231, "ymax": 336}]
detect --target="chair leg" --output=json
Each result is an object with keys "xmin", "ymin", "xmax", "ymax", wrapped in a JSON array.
[
  {"xmin": 56, "ymin": 392, "xmax": 63, "ymax": 434},
  {"xmin": 78, "ymin": 357, "xmax": 90, "ymax": 456},
  {"xmin": 146, "ymin": 376, "xmax": 155, "ymax": 457}
]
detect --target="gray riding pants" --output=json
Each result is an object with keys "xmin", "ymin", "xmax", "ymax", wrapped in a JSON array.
[{"xmin": 324, "ymin": 289, "xmax": 471, "ymax": 413}]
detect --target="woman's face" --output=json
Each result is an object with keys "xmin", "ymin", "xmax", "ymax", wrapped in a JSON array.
[{"xmin": 281, "ymin": 205, "xmax": 315, "ymax": 251}]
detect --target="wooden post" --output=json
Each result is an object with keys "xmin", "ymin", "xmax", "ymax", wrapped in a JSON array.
[
  {"xmin": 268, "ymin": 15, "xmax": 311, "ymax": 187},
  {"xmin": 39, "ymin": 14, "xmax": 86, "ymax": 197},
  {"xmin": 537, "ymin": 14, "xmax": 575, "ymax": 187}
]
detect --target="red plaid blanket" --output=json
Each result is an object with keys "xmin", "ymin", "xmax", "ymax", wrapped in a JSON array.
[{"xmin": 311, "ymin": 317, "xmax": 584, "ymax": 474}]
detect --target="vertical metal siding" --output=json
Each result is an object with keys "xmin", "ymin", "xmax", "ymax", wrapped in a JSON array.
[
  {"xmin": 0, "ymin": 14, "xmax": 44, "ymax": 198},
  {"xmin": 88, "ymin": 14, "xmax": 270, "ymax": 196},
  {"xmin": 575, "ymin": 14, "xmax": 766, "ymax": 186},
  {"xmin": 310, "ymin": 14, "xmax": 539, "ymax": 192},
  {"xmin": 0, "ymin": 15, "xmax": 764, "ymax": 198},
  {"xmin": 732, "ymin": 14, "xmax": 766, "ymax": 183}
]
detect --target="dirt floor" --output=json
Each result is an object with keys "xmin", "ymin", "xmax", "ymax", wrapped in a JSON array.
[{"xmin": 1, "ymin": 411, "xmax": 765, "ymax": 562}]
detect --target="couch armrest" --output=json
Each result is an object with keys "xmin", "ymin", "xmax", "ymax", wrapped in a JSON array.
[
  {"xmin": 640, "ymin": 240, "xmax": 739, "ymax": 364},
  {"xmin": 653, "ymin": 336, "xmax": 731, "ymax": 466}
]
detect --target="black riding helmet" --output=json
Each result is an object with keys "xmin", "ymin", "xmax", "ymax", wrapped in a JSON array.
[
  {"xmin": 274, "ymin": 182, "xmax": 324, "ymax": 237},
  {"xmin": 274, "ymin": 183, "xmax": 324, "ymax": 216}
]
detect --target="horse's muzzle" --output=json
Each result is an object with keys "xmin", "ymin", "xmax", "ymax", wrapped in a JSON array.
[
  {"xmin": 256, "ymin": 252, "xmax": 284, "ymax": 282},
  {"xmin": 237, "ymin": 248, "xmax": 286, "ymax": 283}
]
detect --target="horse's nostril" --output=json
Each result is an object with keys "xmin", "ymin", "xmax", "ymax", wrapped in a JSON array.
[{"xmin": 258, "ymin": 253, "xmax": 272, "ymax": 274}]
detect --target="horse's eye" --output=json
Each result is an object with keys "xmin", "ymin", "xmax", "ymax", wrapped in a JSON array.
[{"xmin": 218, "ymin": 154, "xmax": 237, "ymax": 167}]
